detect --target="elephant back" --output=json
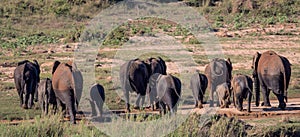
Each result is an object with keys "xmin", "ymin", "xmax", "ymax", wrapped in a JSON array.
[
  {"xmin": 204, "ymin": 58, "xmax": 232, "ymax": 89},
  {"xmin": 258, "ymin": 51, "xmax": 284, "ymax": 75},
  {"xmin": 52, "ymin": 62, "xmax": 74, "ymax": 91}
]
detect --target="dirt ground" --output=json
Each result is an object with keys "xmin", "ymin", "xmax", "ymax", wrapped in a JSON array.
[{"xmin": 0, "ymin": 24, "xmax": 299, "ymax": 125}]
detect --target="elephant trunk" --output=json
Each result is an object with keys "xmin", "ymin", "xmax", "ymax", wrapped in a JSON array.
[{"xmin": 254, "ymin": 76, "xmax": 260, "ymax": 107}]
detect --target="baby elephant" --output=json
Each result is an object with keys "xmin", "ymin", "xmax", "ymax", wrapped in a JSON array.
[
  {"xmin": 89, "ymin": 83, "xmax": 105, "ymax": 117},
  {"xmin": 190, "ymin": 72, "xmax": 208, "ymax": 109},
  {"xmin": 231, "ymin": 74, "xmax": 253, "ymax": 112},
  {"xmin": 148, "ymin": 73, "xmax": 181, "ymax": 115},
  {"xmin": 38, "ymin": 78, "xmax": 57, "ymax": 115},
  {"xmin": 216, "ymin": 83, "xmax": 231, "ymax": 108}
]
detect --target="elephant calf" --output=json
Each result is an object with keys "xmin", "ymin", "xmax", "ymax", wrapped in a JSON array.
[
  {"xmin": 89, "ymin": 83, "xmax": 105, "ymax": 117},
  {"xmin": 148, "ymin": 73, "xmax": 181, "ymax": 115},
  {"xmin": 190, "ymin": 72, "xmax": 208, "ymax": 109},
  {"xmin": 38, "ymin": 78, "xmax": 57, "ymax": 115},
  {"xmin": 231, "ymin": 74, "xmax": 253, "ymax": 112},
  {"xmin": 216, "ymin": 83, "xmax": 231, "ymax": 108}
]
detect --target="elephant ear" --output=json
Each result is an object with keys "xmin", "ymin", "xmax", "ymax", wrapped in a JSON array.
[
  {"xmin": 252, "ymin": 52, "xmax": 261, "ymax": 71},
  {"xmin": 33, "ymin": 59, "xmax": 40, "ymax": 74},
  {"xmin": 52, "ymin": 61, "xmax": 61, "ymax": 74},
  {"xmin": 158, "ymin": 57, "xmax": 167, "ymax": 75}
]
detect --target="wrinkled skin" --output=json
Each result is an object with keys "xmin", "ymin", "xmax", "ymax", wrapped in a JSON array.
[
  {"xmin": 252, "ymin": 51, "xmax": 291, "ymax": 109},
  {"xmin": 190, "ymin": 72, "xmax": 208, "ymax": 109},
  {"xmin": 216, "ymin": 83, "xmax": 231, "ymax": 108},
  {"xmin": 14, "ymin": 60, "xmax": 40, "ymax": 109},
  {"xmin": 148, "ymin": 73, "xmax": 181, "ymax": 115},
  {"xmin": 204, "ymin": 58, "xmax": 232, "ymax": 107},
  {"xmin": 89, "ymin": 83, "xmax": 105, "ymax": 117},
  {"xmin": 52, "ymin": 61, "xmax": 82, "ymax": 124},
  {"xmin": 231, "ymin": 74, "xmax": 253, "ymax": 112},
  {"xmin": 38, "ymin": 78, "xmax": 57, "ymax": 115},
  {"xmin": 120, "ymin": 59, "xmax": 149, "ymax": 112}
]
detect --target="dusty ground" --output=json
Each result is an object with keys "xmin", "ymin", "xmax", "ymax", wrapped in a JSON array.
[{"xmin": 0, "ymin": 24, "xmax": 299, "ymax": 125}]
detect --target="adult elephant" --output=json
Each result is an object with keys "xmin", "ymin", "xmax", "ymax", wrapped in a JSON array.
[
  {"xmin": 120, "ymin": 58, "xmax": 149, "ymax": 112},
  {"xmin": 148, "ymin": 73, "xmax": 181, "ymax": 115},
  {"xmin": 204, "ymin": 58, "xmax": 232, "ymax": 107},
  {"xmin": 38, "ymin": 78, "xmax": 57, "ymax": 115},
  {"xmin": 52, "ymin": 61, "xmax": 82, "ymax": 124},
  {"xmin": 252, "ymin": 51, "xmax": 291, "ymax": 109},
  {"xmin": 14, "ymin": 60, "xmax": 40, "ymax": 109},
  {"xmin": 231, "ymin": 74, "xmax": 253, "ymax": 112},
  {"xmin": 190, "ymin": 72, "xmax": 208, "ymax": 109}
]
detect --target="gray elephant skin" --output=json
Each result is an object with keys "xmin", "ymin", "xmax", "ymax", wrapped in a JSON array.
[
  {"xmin": 252, "ymin": 51, "xmax": 291, "ymax": 109},
  {"xmin": 216, "ymin": 83, "xmax": 231, "ymax": 108},
  {"xmin": 231, "ymin": 74, "xmax": 253, "ymax": 112},
  {"xmin": 38, "ymin": 78, "xmax": 57, "ymax": 115},
  {"xmin": 14, "ymin": 60, "xmax": 40, "ymax": 109},
  {"xmin": 204, "ymin": 58, "xmax": 232, "ymax": 107},
  {"xmin": 52, "ymin": 61, "xmax": 83, "ymax": 124},
  {"xmin": 148, "ymin": 73, "xmax": 181, "ymax": 115},
  {"xmin": 89, "ymin": 83, "xmax": 105, "ymax": 117},
  {"xmin": 120, "ymin": 58, "xmax": 149, "ymax": 112},
  {"xmin": 190, "ymin": 72, "xmax": 208, "ymax": 109},
  {"xmin": 120, "ymin": 57, "xmax": 167, "ymax": 112}
]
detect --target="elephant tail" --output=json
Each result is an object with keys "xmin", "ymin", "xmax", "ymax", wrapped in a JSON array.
[{"xmin": 283, "ymin": 67, "xmax": 288, "ymax": 103}]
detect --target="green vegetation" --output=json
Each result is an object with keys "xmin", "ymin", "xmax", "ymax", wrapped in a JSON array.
[{"xmin": 0, "ymin": 114, "xmax": 106, "ymax": 137}]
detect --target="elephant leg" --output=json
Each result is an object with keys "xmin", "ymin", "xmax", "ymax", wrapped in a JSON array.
[
  {"xmin": 159, "ymin": 101, "xmax": 166, "ymax": 115},
  {"xmin": 95, "ymin": 100, "xmax": 103, "ymax": 117},
  {"xmin": 198, "ymin": 100, "xmax": 203, "ymax": 109},
  {"xmin": 194, "ymin": 95, "xmax": 198, "ymax": 108},
  {"xmin": 209, "ymin": 88, "xmax": 214, "ymax": 107},
  {"xmin": 19, "ymin": 93, "xmax": 24, "ymax": 107},
  {"xmin": 23, "ymin": 92, "xmax": 30, "ymax": 109},
  {"xmin": 28, "ymin": 92, "xmax": 34, "ymax": 109},
  {"xmin": 65, "ymin": 97, "xmax": 76, "ymax": 124},
  {"xmin": 276, "ymin": 94, "xmax": 286, "ymax": 110},
  {"xmin": 124, "ymin": 91, "xmax": 130, "ymax": 113},
  {"xmin": 261, "ymin": 86, "xmax": 271, "ymax": 106},
  {"xmin": 134, "ymin": 94, "xmax": 141, "ymax": 109},
  {"xmin": 89, "ymin": 100, "xmax": 96, "ymax": 116},
  {"xmin": 45, "ymin": 100, "xmax": 49, "ymax": 115}
]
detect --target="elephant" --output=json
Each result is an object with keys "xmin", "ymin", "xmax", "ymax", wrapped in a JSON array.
[
  {"xmin": 89, "ymin": 83, "xmax": 105, "ymax": 117},
  {"xmin": 216, "ymin": 82, "xmax": 231, "ymax": 108},
  {"xmin": 190, "ymin": 72, "xmax": 208, "ymax": 109},
  {"xmin": 252, "ymin": 50, "xmax": 291, "ymax": 109},
  {"xmin": 204, "ymin": 58, "xmax": 232, "ymax": 107},
  {"xmin": 120, "ymin": 58, "xmax": 149, "ymax": 112},
  {"xmin": 148, "ymin": 73, "xmax": 181, "ymax": 115},
  {"xmin": 52, "ymin": 61, "xmax": 83, "ymax": 124},
  {"xmin": 14, "ymin": 60, "xmax": 40, "ymax": 109},
  {"xmin": 38, "ymin": 78, "xmax": 57, "ymax": 115},
  {"xmin": 231, "ymin": 74, "xmax": 253, "ymax": 112},
  {"xmin": 145, "ymin": 57, "xmax": 167, "ymax": 75}
]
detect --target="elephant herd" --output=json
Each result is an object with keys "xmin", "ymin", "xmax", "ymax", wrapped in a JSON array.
[
  {"xmin": 14, "ymin": 60, "xmax": 105, "ymax": 124},
  {"xmin": 191, "ymin": 50, "xmax": 291, "ymax": 112},
  {"xmin": 13, "ymin": 50, "xmax": 291, "ymax": 123}
]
